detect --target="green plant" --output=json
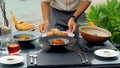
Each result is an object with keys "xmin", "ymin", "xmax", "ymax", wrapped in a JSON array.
[{"xmin": 86, "ymin": 0, "xmax": 120, "ymax": 44}]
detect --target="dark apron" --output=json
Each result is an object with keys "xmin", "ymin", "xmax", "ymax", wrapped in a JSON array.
[{"xmin": 48, "ymin": 7, "xmax": 86, "ymax": 37}]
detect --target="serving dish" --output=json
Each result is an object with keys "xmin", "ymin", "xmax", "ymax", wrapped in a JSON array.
[
  {"xmin": 80, "ymin": 26, "xmax": 112, "ymax": 43},
  {"xmin": 12, "ymin": 31, "xmax": 41, "ymax": 41},
  {"xmin": 11, "ymin": 31, "xmax": 41, "ymax": 48},
  {"xmin": 48, "ymin": 38, "xmax": 69, "ymax": 47},
  {"xmin": 40, "ymin": 36, "xmax": 76, "ymax": 49}
]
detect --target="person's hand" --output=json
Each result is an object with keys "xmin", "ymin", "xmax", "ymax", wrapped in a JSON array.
[
  {"xmin": 68, "ymin": 18, "xmax": 77, "ymax": 33},
  {"xmin": 39, "ymin": 20, "xmax": 49, "ymax": 32}
]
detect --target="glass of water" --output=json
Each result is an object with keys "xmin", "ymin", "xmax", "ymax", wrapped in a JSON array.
[{"xmin": 0, "ymin": 25, "xmax": 12, "ymax": 55}]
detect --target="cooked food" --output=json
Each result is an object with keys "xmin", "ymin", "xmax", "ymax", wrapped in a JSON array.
[
  {"xmin": 10, "ymin": 11, "xmax": 35, "ymax": 31},
  {"xmin": 16, "ymin": 22, "xmax": 35, "ymax": 31},
  {"xmin": 49, "ymin": 28, "xmax": 68, "ymax": 36},
  {"xmin": 16, "ymin": 34, "xmax": 31, "ymax": 40},
  {"xmin": 47, "ymin": 33, "xmax": 54, "ymax": 36},
  {"xmin": 51, "ymin": 28, "xmax": 64, "ymax": 36},
  {"xmin": 51, "ymin": 39, "xmax": 65, "ymax": 45}
]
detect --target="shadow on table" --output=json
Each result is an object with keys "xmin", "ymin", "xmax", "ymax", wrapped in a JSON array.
[
  {"xmin": 20, "ymin": 39, "xmax": 42, "ymax": 53},
  {"xmin": 0, "ymin": 62, "xmax": 24, "ymax": 68}
]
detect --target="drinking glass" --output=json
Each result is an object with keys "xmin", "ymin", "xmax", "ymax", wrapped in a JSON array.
[
  {"xmin": 0, "ymin": 25, "xmax": 12, "ymax": 55},
  {"xmin": 0, "ymin": 38, "xmax": 9, "ymax": 55},
  {"xmin": 7, "ymin": 41, "xmax": 21, "ymax": 55}
]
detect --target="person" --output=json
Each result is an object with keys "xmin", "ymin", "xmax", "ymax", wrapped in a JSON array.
[{"xmin": 39, "ymin": 0, "xmax": 92, "ymax": 37}]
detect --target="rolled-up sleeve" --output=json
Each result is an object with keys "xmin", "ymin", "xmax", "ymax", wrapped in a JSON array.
[
  {"xmin": 83, "ymin": 0, "xmax": 92, "ymax": 2},
  {"xmin": 42, "ymin": 0, "xmax": 51, "ymax": 2}
]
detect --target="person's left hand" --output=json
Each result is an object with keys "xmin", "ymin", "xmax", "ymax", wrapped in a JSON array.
[{"xmin": 68, "ymin": 18, "xmax": 77, "ymax": 33}]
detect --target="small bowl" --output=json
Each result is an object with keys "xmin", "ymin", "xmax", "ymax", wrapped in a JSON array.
[
  {"xmin": 48, "ymin": 38, "xmax": 69, "ymax": 46},
  {"xmin": 12, "ymin": 31, "xmax": 41, "ymax": 41},
  {"xmin": 13, "ymin": 33, "xmax": 34, "ymax": 41},
  {"xmin": 48, "ymin": 38, "xmax": 69, "ymax": 48},
  {"xmin": 79, "ymin": 26, "xmax": 112, "ymax": 43},
  {"xmin": 12, "ymin": 31, "xmax": 41, "ymax": 48},
  {"xmin": 39, "ymin": 36, "xmax": 76, "ymax": 51}
]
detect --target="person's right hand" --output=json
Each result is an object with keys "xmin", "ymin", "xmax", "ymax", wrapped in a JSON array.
[{"xmin": 39, "ymin": 20, "xmax": 49, "ymax": 32}]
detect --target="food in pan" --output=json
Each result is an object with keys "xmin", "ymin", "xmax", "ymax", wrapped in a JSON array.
[
  {"xmin": 47, "ymin": 33, "xmax": 54, "ymax": 36},
  {"xmin": 47, "ymin": 28, "xmax": 68, "ymax": 36},
  {"xmin": 15, "ymin": 34, "xmax": 31, "ymax": 40},
  {"xmin": 15, "ymin": 22, "xmax": 35, "ymax": 31},
  {"xmin": 51, "ymin": 39, "xmax": 65, "ymax": 45}
]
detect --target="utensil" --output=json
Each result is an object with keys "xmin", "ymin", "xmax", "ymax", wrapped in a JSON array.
[
  {"xmin": 32, "ymin": 54, "xmax": 37, "ymax": 65},
  {"xmin": 76, "ymin": 42, "xmax": 89, "ymax": 63},
  {"xmin": 77, "ymin": 42, "xmax": 89, "ymax": 63},
  {"xmin": 75, "ymin": 49, "xmax": 86, "ymax": 64},
  {"xmin": 70, "ymin": 44, "xmax": 85, "ymax": 64},
  {"xmin": 29, "ymin": 52, "xmax": 33, "ymax": 64},
  {"xmin": 71, "ymin": 41, "xmax": 89, "ymax": 64}
]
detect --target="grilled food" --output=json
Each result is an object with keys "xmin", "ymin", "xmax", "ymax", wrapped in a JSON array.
[
  {"xmin": 51, "ymin": 39, "xmax": 65, "ymax": 45},
  {"xmin": 50, "ymin": 28, "xmax": 68, "ymax": 36},
  {"xmin": 10, "ymin": 11, "xmax": 35, "ymax": 31}
]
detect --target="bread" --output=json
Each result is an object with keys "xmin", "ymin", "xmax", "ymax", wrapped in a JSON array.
[
  {"xmin": 51, "ymin": 28, "xmax": 64, "ymax": 36},
  {"xmin": 16, "ymin": 22, "xmax": 34, "ymax": 31},
  {"xmin": 11, "ymin": 11, "xmax": 35, "ymax": 31}
]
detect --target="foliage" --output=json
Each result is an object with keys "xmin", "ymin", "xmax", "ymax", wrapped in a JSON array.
[{"xmin": 86, "ymin": 0, "xmax": 120, "ymax": 44}]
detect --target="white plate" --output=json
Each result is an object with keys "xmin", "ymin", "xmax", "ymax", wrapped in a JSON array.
[
  {"xmin": 94, "ymin": 49, "xmax": 119, "ymax": 58},
  {"xmin": 41, "ymin": 31, "xmax": 74, "ymax": 37},
  {"xmin": 0, "ymin": 55, "xmax": 24, "ymax": 65}
]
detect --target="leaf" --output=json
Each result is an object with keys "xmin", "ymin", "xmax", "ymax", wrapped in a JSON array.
[
  {"xmin": 111, "ymin": 32, "xmax": 120, "ymax": 44},
  {"xmin": 86, "ymin": 0, "xmax": 120, "ymax": 44}
]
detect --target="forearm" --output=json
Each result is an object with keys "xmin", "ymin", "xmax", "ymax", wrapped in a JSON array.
[
  {"xmin": 41, "ymin": 2, "xmax": 50, "ymax": 22},
  {"xmin": 73, "ymin": 1, "xmax": 91, "ymax": 17}
]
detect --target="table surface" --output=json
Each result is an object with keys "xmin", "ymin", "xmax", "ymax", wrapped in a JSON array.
[{"xmin": 0, "ymin": 37, "xmax": 120, "ymax": 68}]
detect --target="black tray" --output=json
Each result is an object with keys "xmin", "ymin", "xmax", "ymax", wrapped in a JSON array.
[{"xmin": 27, "ymin": 51, "xmax": 91, "ymax": 68}]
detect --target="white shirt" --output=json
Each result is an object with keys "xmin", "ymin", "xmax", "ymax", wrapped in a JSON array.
[{"xmin": 42, "ymin": 0, "xmax": 92, "ymax": 11}]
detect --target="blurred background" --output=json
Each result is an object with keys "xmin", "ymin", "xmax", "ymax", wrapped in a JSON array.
[
  {"xmin": 0, "ymin": 0, "xmax": 111, "ymax": 27},
  {"xmin": 0, "ymin": 0, "xmax": 120, "ymax": 44}
]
